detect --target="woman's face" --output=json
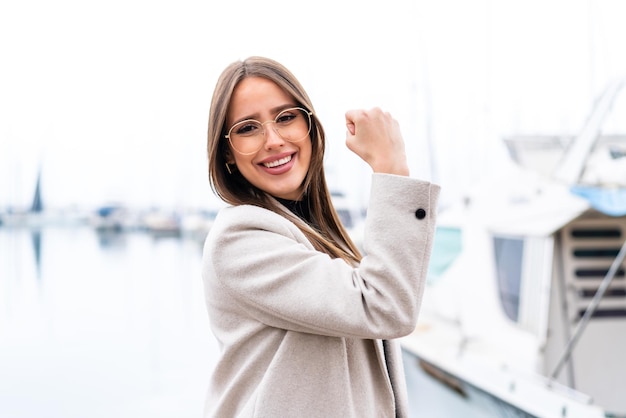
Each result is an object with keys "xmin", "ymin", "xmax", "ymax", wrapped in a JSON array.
[{"xmin": 225, "ymin": 77, "xmax": 312, "ymax": 201}]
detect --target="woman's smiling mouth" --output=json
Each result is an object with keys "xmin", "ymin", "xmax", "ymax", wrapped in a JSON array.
[{"xmin": 262, "ymin": 154, "xmax": 293, "ymax": 168}]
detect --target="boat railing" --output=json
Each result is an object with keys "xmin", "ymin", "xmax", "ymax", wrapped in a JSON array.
[
  {"xmin": 549, "ymin": 236, "xmax": 626, "ymax": 380},
  {"xmin": 554, "ymin": 79, "xmax": 625, "ymax": 186}
]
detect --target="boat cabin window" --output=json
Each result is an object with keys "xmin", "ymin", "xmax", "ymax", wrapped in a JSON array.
[
  {"xmin": 493, "ymin": 236, "xmax": 524, "ymax": 322},
  {"xmin": 427, "ymin": 226, "xmax": 463, "ymax": 283}
]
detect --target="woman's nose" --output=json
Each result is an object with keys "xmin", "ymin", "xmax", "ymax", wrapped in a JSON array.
[{"xmin": 263, "ymin": 124, "xmax": 285, "ymax": 149}]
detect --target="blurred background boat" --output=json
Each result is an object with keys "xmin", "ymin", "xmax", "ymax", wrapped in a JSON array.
[{"xmin": 401, "ymin": 79, "xmax": 626, "ymax": 417}]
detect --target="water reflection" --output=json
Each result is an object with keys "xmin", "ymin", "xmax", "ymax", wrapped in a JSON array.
[
  {"xmin": 0, "ymin": 226, "xmax": 216, "ymax": 418},
  {"xmin": 1, "ymin": 225, "xmax": 487, "ymax": 417},
  {"xmin": 95, "ymin": 228, "xmax": 128, "ymax": 249},
  {"xmin": 30, "ymin": 229, "xmax": 42, "ymax": 281}
]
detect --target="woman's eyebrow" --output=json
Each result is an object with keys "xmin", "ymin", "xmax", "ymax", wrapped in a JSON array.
[{"xmin": 230, "ymin": 103, "xmax": 298, "ymax": 125}]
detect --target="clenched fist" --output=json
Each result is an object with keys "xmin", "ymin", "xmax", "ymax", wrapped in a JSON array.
[{"xmin": 345, "ymin": 108, "xmax": 409, "ymax": 176}]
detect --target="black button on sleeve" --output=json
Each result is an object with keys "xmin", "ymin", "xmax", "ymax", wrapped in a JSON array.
[{"xmin": 415, "ymin": 208, "xmax": 426, "ymax": 219}]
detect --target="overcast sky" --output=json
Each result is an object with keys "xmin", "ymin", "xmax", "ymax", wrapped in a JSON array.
[{"xmin": 1, "ymin": 0, "xmax": 625, "ymax": 211}]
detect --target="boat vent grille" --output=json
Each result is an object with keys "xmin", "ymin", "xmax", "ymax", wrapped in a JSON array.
[{"xmin": 559, "ymin": 216, "xmax": 626, "ymax": 319}]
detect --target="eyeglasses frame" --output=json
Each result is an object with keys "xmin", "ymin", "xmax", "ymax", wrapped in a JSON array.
[{"xmin": 225, "ymin": 106, "xmax": 314, "ymax": 155}]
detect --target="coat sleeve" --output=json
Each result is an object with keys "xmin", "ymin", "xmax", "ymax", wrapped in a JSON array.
[{"xmin": 203, "ymin": 174, "xmax": 440, "ymax": 339}]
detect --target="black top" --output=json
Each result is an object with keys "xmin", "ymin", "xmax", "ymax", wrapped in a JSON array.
[{"xmin": 276, "ymin": 197, "xmax": 314, "ymax": 225}]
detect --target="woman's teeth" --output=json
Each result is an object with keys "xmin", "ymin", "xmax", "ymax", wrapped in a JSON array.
[{"xmin": 263, "ymin": 155, "xmax": 292, "ymax": 168}]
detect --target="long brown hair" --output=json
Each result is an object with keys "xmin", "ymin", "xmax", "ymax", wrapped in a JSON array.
[{"xmin": 207, "ymin": 56, "xmax": 361, "ymax": 265}]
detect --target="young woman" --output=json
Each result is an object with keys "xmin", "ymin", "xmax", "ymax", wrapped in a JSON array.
[{"xmin": 203, "ymin": 56, "xmax": 440, "ymax": 417}]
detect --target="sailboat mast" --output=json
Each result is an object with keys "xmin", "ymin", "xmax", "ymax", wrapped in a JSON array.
[{"xmin": 31, "ymin": 166, "xmax": 43, "ymax": 213}]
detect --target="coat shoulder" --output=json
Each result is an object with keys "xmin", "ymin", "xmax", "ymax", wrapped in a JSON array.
[{"xmin": 212, "ymin": 204, "xmax": 295, "ymax": 234}]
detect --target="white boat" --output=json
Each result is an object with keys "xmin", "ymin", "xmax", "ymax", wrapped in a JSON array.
[
  {"xmin": 401, "ymin": 79, "xmax": 626, "ymax": 417},
  {"xmin": 141, "ymin": 209, "xmax": 182, "ymax": 237}
]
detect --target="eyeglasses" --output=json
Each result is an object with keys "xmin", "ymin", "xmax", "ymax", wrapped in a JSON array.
[{"xmin": 225, "ymin": 107, "xmax": 313, "ymax": 155}]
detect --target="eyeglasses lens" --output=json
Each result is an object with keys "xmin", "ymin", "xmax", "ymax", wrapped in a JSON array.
[{"xmin": 227, "ymin": 107, "xmax": 311, "ymax": 155}]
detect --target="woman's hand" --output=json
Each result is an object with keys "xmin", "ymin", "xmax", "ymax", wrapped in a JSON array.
[{"xmin": 345, "ymin": 108, "xmax": 409, "ymax": 176}]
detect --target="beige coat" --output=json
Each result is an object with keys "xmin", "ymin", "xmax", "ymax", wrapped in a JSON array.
[{"xmin": 202, "ymin": 174, "xmax": 440, "ymax": 417}]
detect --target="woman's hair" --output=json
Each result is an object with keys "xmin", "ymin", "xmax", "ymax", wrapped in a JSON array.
[{"xmin": 207, "ymin": 56, "xmax": 361, "ymax": 264}]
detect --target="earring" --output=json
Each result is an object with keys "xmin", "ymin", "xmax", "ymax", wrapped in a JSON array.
[{"xmin": 225, "ymin": 163, "xmax": 232, "ymax": 175}]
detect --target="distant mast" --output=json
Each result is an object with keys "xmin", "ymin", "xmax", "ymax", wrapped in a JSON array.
[{"xmin": 30, "ymin": 167, "xmax": 43, "ymax": 213}]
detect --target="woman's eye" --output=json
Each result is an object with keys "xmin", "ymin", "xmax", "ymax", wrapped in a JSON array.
[
  {"xmin": 276, "ymin": 112, "xmax": 297, "ymax": 124},
  {"xmin": 235, "ymin": 122, "xmax": 260, "ymax": 136}
]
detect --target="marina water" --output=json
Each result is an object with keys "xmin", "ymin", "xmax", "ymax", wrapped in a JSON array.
[{"xmin": 1, "ymin": 225, "xmax": 492, "ymax": 417}]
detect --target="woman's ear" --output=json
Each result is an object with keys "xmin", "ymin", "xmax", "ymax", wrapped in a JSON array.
[{"xmin": 224, "ymin": 148, "xmax": 235, "ymax": 165}]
